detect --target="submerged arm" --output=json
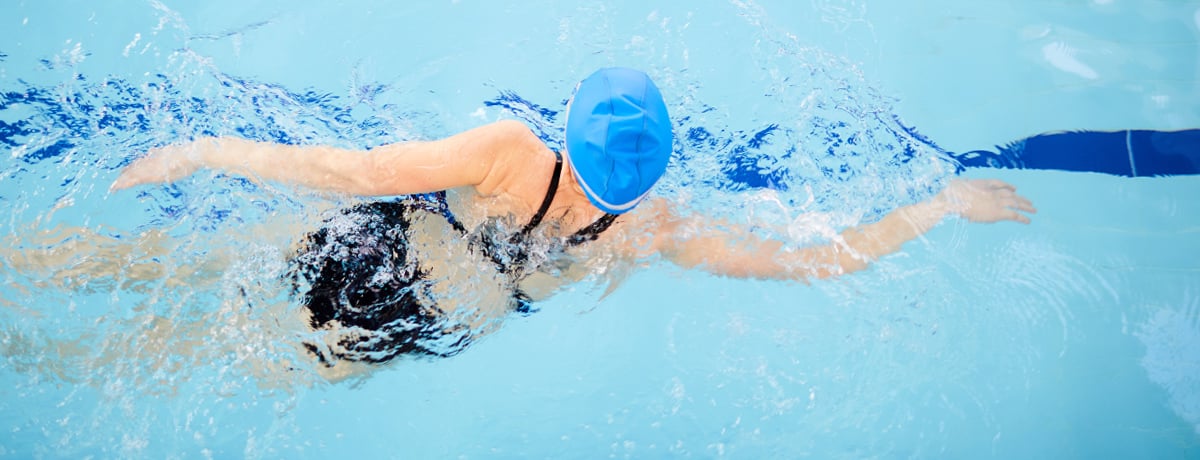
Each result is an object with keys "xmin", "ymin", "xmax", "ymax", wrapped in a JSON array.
[
  {"xmin": 111, "ymin": 120, "xmax": 536, "ymax": 196},
  {"xmin": 654, "ymin": 179, "xmax": 1036, "ymax": 281}
]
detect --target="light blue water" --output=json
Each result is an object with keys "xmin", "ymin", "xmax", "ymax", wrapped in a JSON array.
[{"xmin": 2, "ymin": 1, "xmax": 1198, "ymax": 458}]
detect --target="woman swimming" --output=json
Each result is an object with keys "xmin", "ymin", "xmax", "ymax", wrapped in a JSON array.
[{"xmin": 110, "ymin": 67, "xmax": 1036, "ymax": 370}]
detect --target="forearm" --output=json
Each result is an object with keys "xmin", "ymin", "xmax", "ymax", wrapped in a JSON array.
[
  {"xmin": 657, "ymin": 179, "xmax": 1031, "ymax": 283},
  {"xmin": 833, "ymin": 195, "xmax": 951, "ymax": 272},
  {"xmin": 659, "ymin": 217, "xmax": 823, "ymax": 281},
  {"xmin": 672, "ymin": 232, "xmax": 790, "ymax": 280},
  {"xmin": 664, "ymin": 195, "xmax": 952, "ymax": 282},
  {"xmin": 198, "ymin": 137, "xmax": 376, "ymax": 194}
]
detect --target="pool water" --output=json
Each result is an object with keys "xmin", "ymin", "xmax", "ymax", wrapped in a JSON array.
[{"xmin": 2, "ymin": 0, "xmax": 1198, "ymax": 458}]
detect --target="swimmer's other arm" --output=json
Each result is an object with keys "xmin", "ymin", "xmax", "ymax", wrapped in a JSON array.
[
  {"xmin": 651, "ymin": 179, "xmax": 1036, "ymax": 281},
  {"xmin": 111, "ymin": 120, "xmax": 538, "ymax": 195}
]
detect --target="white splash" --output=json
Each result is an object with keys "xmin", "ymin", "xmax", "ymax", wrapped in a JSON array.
[
  {"xmin": 122, "ymin": 33, "xmax": 142, "ymax": 57},
  {"xmin": 1150, "ymin": 94, "xmax": 1170, "ymax": 109},
  {"xmin": 1134, "ymin": 296, "xmax": 1200, "ymax": 435},
  {"xmin": 1041, "ymin": 41, "xmax": 1099, "ymax": 80}
]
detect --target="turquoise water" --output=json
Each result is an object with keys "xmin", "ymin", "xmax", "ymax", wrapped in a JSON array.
[{"xmin": 2, "ymin": 0, "xmax": 1198, "ymax": 458}]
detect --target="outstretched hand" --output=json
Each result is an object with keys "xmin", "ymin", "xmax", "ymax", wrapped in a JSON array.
[
  {"xmin": 937, "ymin": 178, "xmax": 1036, "ymax": 224},
  {"xmin": 110, "ymin": 140, "xmax": 209, "ymax": 191}
]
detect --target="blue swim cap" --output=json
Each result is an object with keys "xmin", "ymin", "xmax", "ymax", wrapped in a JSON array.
[{"xmin": 566, "ymin": 67, "xmax": 672, "ymax": 214}]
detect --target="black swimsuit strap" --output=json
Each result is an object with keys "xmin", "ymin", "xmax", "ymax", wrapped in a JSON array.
[
  {"xmin": 566, "ymin": 213, "xmax": 618, "ymax": 246},
  {"xmin": 516, "ymin": 150, "xmax": 564, "ymax": 239},
  {"xmin": 494, "ymin": 150, "xmax": 620, "ymax": 315},
  {"xmin": 517, "ymin": 150, "xmax": 620, "ymax": 243}
]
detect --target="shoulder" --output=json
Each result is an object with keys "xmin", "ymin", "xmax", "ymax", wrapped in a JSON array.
[
  {"xmin": 490, "ymin": 119, "xmax": 536, "ymax": 136},
  {"xmin": 468, "ymin": 120, "xmax": 542, "ymax": 148},
  {"xmin": 469, "ymin": 120, "xmax": 554, "ymax": 197},
  {"xmin": 456, "ymin": 120, "xmax": 548, "ymax": 165}
]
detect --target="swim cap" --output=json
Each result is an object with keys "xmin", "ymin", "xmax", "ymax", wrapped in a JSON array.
[{"xmin": 565, "ymin": 67, "xmax": 672, "ymax": 214}]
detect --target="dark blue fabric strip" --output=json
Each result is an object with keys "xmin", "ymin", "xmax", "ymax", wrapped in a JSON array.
[{"xmin": 952, "ymin": 129, "xmax": 1200, "ymax": 177}]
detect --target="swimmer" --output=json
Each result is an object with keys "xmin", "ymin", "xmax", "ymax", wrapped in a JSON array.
[{"xmin": 109, "ymin": 67, "xmax": 1035, "ymax": 370}]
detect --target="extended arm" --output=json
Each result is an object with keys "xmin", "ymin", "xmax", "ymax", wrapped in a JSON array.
[
  {"xmin": 111, "ymin": 120, "xmax": 536, "ymax": 196},
  {"xmin": 654, "ymin": 179, "xmax": 1035, "ymax": 281}
]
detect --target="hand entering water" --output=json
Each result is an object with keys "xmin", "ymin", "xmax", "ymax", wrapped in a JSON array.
[
  {"xmin": 110, "ymin": 140, "xmax": 209, "ymax": 191},
  {"xmin": 937, "ymin": 178, "xmax": 1037, "ymax": 224}
]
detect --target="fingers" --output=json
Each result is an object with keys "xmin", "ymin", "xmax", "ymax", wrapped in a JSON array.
[
  {"xmin": 996, "ymin": 189, "xmax": 1036, "ymax": 222},
  {"xmin": 973, "ymin": 178, "xmax": 1037, "ymax": 213},
  {"xmin": 109, "ymin": 145, "xmax": 199, "ymax": 192},
  {"xmin": 994, "ymin": 188, "xmax": 1036, "ymax": 213},
  {"xmin": 109, "ymin": 176, "xmax": 130, "ymax": 192},
  {"xmin": 110, "ymin": 159, "xmax": 149, "ymax": 191},
  {"xmin": 980, "ymin": 178, "xmax": 1016, "ymax": 192},
  {"xmin": 1001, "ymin": 186, "xmax": 1036, "ymax": 215},
  {"xmin": 951, "ymin": 177, "xmax": 1037, "ymax": 224},
  {"xmin": 1001, "ymin": 192, "xmax": 1035, "ymax": 223},
  {"xmin": 1012, "ymin": 195, "xmax": 1037, "ymax": 214},
  {"xmin": 1005, "ymin": 209, "xmax": 1032, "ymax": 224},
  {"xmin": 110, "ymin": 173, "xmax": 150, "ymax": 192}
]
